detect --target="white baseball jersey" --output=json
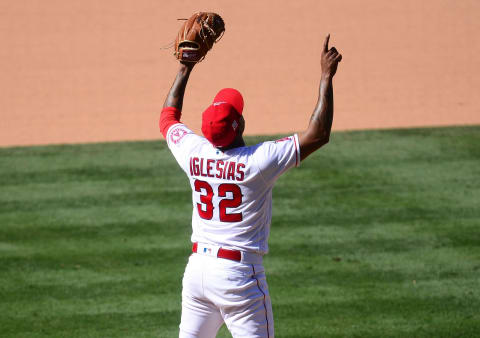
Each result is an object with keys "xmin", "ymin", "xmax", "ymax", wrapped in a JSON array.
[{"xmin": 166, "ymin": 123, "xmax": 300, "ymax": 255}]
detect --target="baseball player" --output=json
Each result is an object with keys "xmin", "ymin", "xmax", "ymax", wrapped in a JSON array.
[{"xmin": 160, "ymin": 34, "xmax": 341, "ymax": 337}]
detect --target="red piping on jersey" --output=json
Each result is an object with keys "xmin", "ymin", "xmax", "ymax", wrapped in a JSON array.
[
  {"xmin": 159, "ymin": 106, "xmax": 182, "ymax": 138},
  {"xmin": 293, "ymin": 135, "xmax": 299, "ymax": 166},
  {"xmin": 252, "ymin": 265, "xmax": 270, "ymax": 337}
]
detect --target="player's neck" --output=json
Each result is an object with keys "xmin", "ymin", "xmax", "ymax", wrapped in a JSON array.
[{"xmin": 219, "ymin": 137, "xmax": 245, "ymax": 151}]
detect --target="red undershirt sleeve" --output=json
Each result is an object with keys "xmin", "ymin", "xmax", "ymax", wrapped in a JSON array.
[{"xmin": 159, "ymin": 106, "xmax": 182, "ymax": 138}]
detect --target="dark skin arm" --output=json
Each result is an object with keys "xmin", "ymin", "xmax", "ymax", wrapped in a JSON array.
[
  {"xmin": 163, "ymin": 63, "xmax": 195, "ymax": 110},
  {"xmin": 298, "ymin": 34, "xmax": 342, "ymax": 161}
]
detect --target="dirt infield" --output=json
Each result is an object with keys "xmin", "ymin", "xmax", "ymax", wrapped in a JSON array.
[{"xmin": 1, "ymin": 0, "xmax": 479, "ymax": 147}]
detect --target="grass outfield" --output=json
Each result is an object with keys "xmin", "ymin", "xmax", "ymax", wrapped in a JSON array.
[{"xmin": 1, "ymin": 126, "xmax": 479, "ymax": 337}]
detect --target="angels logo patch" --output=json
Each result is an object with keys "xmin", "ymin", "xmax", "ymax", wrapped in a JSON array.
[{"xmin": 170, "ymin": 127, "xmax": 190, "ymax": 145}]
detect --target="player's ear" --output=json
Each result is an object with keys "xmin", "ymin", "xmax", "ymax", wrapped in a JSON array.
[{"xmin": 239, "ymin": 115, "xmax": 245, "ymax": 135}]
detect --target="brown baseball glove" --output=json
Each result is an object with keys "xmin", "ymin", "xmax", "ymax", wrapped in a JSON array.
[{"xmin": 174, "ymin": 12, "xmax": 225, "ymax": 63}]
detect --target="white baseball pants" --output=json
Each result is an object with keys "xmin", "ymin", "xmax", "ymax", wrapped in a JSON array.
[{"xmin": 179, "ymin": 252, "xmax": 274, "ymax": 338}]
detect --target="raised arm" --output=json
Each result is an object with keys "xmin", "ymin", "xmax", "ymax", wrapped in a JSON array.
[
  {"xmin": 160, "ymin": 63, "xmax": 194, "ymax": 137},
  {"xmin": 163, "ymin": 63, "xmax": 194, "ymax": 110},
  {"xmin": 298, "ymin": 34, "xmax": 342, "ymax": 161}
]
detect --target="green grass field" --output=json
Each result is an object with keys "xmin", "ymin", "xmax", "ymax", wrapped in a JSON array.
[{"xmin": 1, "ymin": 126, "xmax": 479, "ymax": 337}]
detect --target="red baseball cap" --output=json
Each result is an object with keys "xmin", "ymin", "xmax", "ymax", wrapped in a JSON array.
[{"xmin": 202, "ymin": 88, "xmax": 244, "ymax": 147}]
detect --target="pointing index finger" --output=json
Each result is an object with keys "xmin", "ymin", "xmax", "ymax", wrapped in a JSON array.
[{"xmin": 323, "ymin": 34, "xmax": 330, "ymax": 53}]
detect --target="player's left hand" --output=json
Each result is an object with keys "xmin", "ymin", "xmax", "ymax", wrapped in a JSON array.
[{"xmin": 174, "ymin": 12, "xmax": 225, "ymax": 64}]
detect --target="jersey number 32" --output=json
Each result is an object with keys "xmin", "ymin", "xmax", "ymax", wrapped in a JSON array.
[{"xmin": 194, "ymin": 180, "xmax": 243, "ymax": 222}]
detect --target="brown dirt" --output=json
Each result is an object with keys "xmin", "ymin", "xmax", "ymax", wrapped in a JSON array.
[{"xmin": 1, "ymin": 0, "xmax": 479, "ymax": 147}]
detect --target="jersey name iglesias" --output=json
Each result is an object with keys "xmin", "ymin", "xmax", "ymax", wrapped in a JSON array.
[{"xmin": 166, "ymin": 122, "xmax": 300, "ymax": 255}]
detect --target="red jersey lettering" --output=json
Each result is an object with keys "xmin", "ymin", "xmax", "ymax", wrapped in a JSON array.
[
  {"xmin": 216, "ymin": 160, "xmax": 224, "ymax": 179},
  {"xmin": 206, "ymin": 159, "xmax": 215, "ymax": 177},
  {"xmin": 226, "ymin": 162, "xmax": 236, "ymax": 180},
  {"xmin": 236, "ymin": 163, "xmax": 245, "ymax": 181},
  {"xmin": 199, "ymin": 158, "xmax": 207, "ymax": 177},
  {"xmin": 192, "ymin": 157, "xmax": 200, "ymax": 176}
]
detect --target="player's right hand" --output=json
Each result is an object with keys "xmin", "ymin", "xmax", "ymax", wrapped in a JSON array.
[{"xmin": 321, "ymin": 34, "xmax": 342, "ymax": 78}]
